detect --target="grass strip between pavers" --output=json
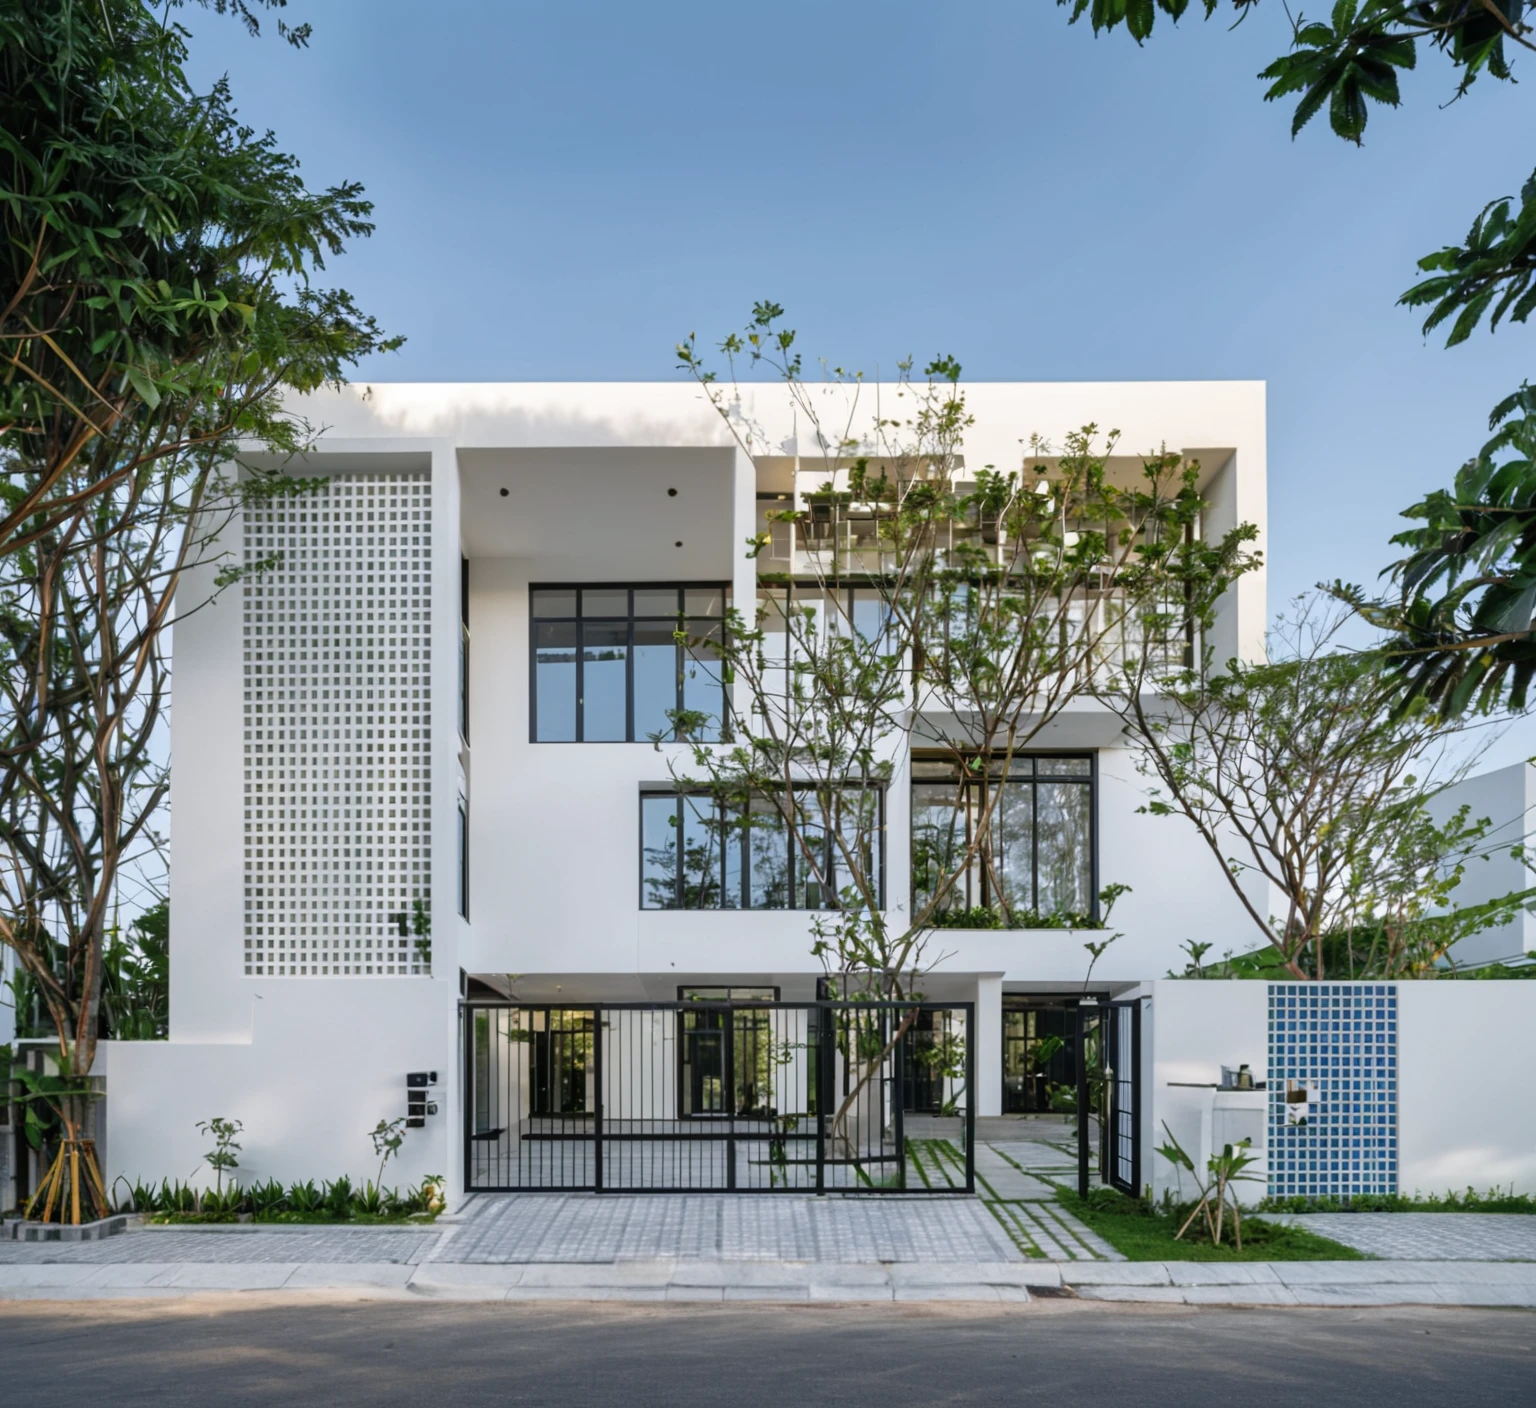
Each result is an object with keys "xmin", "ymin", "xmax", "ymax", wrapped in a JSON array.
[{"xmin": 1055, "ymin": 1189, "xmax": 1369, "ymax": 1262}]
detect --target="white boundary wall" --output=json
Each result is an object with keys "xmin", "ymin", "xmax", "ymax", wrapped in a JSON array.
[{"xmin": 1144, "ymin": 979, "xmax": 1536, "ymax": 1205}]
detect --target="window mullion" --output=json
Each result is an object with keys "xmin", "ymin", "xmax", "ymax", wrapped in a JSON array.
[
  {"xmin": 626, "ymin": 592, "xmax": 635, "ymax": 743},
  {"xmin": 574, "ymin": 614, "xmax": 585, "ymax": 743},
  {"xmin": 675, "ymin": 794, "xmax": 686, "ymax": 910},
  {"xmin": 1031, "ymin": 777, "xmax": 1040, "ymax": 917}
]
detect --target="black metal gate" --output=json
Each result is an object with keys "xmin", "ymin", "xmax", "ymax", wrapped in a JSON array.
[
  {"xmin": 464, "ymin": 1000, "xmax": 975, "ymax": 1194},
  {"xmin": 1076, "ymin": 998, "xmax": 1142, "ymax": 1198}
]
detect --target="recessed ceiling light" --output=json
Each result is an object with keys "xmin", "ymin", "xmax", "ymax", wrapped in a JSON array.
[
  {"xmin": 674, "ymin": 540, "xmax": 683, "ymax": 548},
  {"xmin": 499, "ymin": 488, "xmax": 509, "ymax": 498},
  {"xmin": 667, "ymin": 487, "xmax": 678, "ymax": 497}
]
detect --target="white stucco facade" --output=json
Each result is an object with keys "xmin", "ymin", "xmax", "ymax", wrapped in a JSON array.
[
  {"xmin": 98, "ymin": 379, "xmax": 1279, "ymax": 1196},
  {"xmin": 1432, "ymin": 759, "xmax": 1536, "ymax": 966}
]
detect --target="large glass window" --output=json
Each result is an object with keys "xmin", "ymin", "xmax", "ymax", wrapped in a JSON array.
[
  {"xmin": 640, "ymin": 788, "xmax": 883, "ymax": 910},
  {"xmin": 530, "ymin": 584, "xmax": 728, "ymax": 742},
  {"xmin": 911, "ymin": 754, "xmax": 1095, "ymax": 923}
]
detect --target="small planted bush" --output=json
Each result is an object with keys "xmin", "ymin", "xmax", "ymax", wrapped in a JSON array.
[
  {"xmin": 248, "ymin": 1178, "xmax": 288, "ymax": 1219},
  {"xmin": 118, "ymin": 1118, "xmax": 443, "ymax": 1225},
  {"xmin": 287, "ymin": 1180, "xmax": 324, "ymax": 1216},
  {"xmin": 1258, "ymin": 1186, "xmax": 1536, "ymax": 1215},
  {"xmin": 323, "ymin": 1176, "xmax": 354, "ymax": 1221}
]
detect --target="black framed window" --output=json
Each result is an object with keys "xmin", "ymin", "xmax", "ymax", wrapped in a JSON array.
[
  {"xmin": 755, "ymin": 582, "xmax": 894, "ymax": 665},
  {"xmin": 457, "ymin": 796, "xmax": 469, "ymax": 920},
  {"xmin": 911, "ymin": 754, "xmax": 1096, "ymax": 922},
  {"xmin": 460, "ymin": 557, "xmax": 470, "ymax": 744},
  {"xmin": 640, "ymin": 787, "xmax": 883, "ymax": 911},
  {"xmin": 531, "ymin": 584, "xmax": 728, "ymax": 742}
]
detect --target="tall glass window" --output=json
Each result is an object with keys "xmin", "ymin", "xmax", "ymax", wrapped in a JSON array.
[
  {"xmin": 911, "ymin": 754, "xmax": 1095, "ymax": 923},
  {"xmin": 640, "ymin": 788, "xmax": 883, "ymax": 911},
  {"xmin": 530, "ymin": 584, "xmax": 728, "ymax": 742}
]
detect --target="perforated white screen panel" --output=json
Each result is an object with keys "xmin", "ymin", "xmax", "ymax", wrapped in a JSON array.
[{"xmin": 242, "ymin": 472, "xmax": 433, "ymax": 976}]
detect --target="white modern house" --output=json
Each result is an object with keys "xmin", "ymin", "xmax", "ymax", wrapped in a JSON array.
[{"xmin": 81, "ymin": 379, "xmax": 1280, "ymax": 1203}]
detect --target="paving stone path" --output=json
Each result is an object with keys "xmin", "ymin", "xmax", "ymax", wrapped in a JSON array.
[
  {"xmin": 0, "ymin": 1228, "xmax": 437, "ymax": 1265},
  {"xmin": 434, "ymin": 1193, "xmax": 1022, "ymax": 1264},
  {"xmin": 1282, "ymin": 1213, "xmax": 1536, "ymax": 1261}
]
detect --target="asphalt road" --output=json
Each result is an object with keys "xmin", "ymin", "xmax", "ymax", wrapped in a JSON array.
[{"xmin": 0, "ymin": 1298, "xmax": 1529, "ymax": 1406}]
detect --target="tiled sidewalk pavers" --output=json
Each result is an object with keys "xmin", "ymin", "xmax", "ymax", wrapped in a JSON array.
[
  {"xmin": 0, "ymin": 1228, "xmax": 438, "ymax": 1266},
  {"xmin": 1281, "ymin": 1213, "xmax": 1536, "ymax": 1262},
  {"xmin": 433, "ymin": 1193, "xmax": 1023, "ymax": 1264}
]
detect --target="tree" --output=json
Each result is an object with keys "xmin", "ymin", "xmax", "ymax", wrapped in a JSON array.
[
  {"xmin": 0, "ymin": 0, "xmax": 395, "ymax": 559},
  {"xmin": 1110, "ymin": 593, "xmax": 1535, "ymax": 979},
  {"xmin": 1056, "ymin": 1, "xmax": 1536, "ymax": 712},
  {"xmin": 669, "ymin": 304, "xmax": 1258, "ymax": 1149},
  {"xmin": 0, "ymin": 0, "xmax": 394, "ymax": 1222}
]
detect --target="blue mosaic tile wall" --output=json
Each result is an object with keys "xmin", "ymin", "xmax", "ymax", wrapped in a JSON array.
[{"xmin": 1267, "ymin": 984, "xmax": 1397, "ymax": 1199}]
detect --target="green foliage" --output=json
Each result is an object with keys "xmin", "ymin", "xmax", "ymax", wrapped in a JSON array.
[
  {"xmin": 194, "ymin": 1116, "xmax": 243, "ymax": 1193},
  {"xmin": 100, "ymin": 901, "xmax": 170, "ymax": 1040},
  {"xmin": 1126, "ymin": 596, "xmax": 1534, "ymax": 978},
  {"xmin": 1056, "ymin": 1187, "xmax": 1366, "ymax": 1261},
  {"xmin": 1157, "ymin": 1120, "xmax": 1261, "ymax": 1246},
  {"xmin": 929, "ymin": 905, "xmax": 1093, "ymax": 930},
  {"xmin": 0, "ymin": 0, "xmax": 394, "ymax": 1137},
  {"xmin": 369, "ymin": 1116, "xmax": 407, "ymax": 1189},
  {"xmin": 247, "ymin": 1177, "xmax": 288, "ymax": 1218},
  {"xmin": 1350, "ymin": 384, "xmax": 1536, "ymax": 715},
  {"xmin": 1057, "ymin": 1, "xmax": 1536, "ymax": 714},
  {"xmin": 1260, "ymin": 1185, "xmax": 1536, "ymax": 1214},
  {"xmin": 286, "ymin": 1179, "xmax": 324, "ymax": 1215},
  {"xmin": 1059, "ymin": 2, "xmax": 1524, "ymax": 144},
  {"xmin": 1403, "ymin": 174, "xmax": 1536, "ymax": 348},
  {"xmin": 117, "ymin": 1172, "xmax": 442, "ymax": 1223},
  {"xmin": 0, "ymin": 0, "xmax": 399, "ymax": 557},
  {"xmin": 323, "ymin": 1176, "xmax": 354, "ymax": 1221},
  {"xmin": 6, "ymin": 1058, "xmax": 92, "ymax": 1150}
]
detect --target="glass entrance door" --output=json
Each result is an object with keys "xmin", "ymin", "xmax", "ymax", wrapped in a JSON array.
[
  {"xmin": 682, "ymin": 1011, "xmax": 728, "ymax": 1115},
  {"xmin": 1002, "ymin": 1003, "xmax": 1074, "ymax": 1113}
]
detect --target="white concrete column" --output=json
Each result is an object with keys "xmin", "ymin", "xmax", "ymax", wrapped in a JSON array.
[{"xmin": 974, "ymin": 974, "xmax": 1003, "ymax": 1118}]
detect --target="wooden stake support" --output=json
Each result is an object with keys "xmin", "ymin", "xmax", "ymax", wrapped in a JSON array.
[{"xmin": 26, "ymin": 1139, "xmax": 110, "ymax": 1226}]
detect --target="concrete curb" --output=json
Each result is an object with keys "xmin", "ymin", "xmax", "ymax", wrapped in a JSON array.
[{"xmin": 1, "ymin": 1258, "xmax": 1533, "ymax": 1306}]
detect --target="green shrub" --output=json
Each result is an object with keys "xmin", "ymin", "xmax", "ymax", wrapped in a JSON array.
[
  {"xmin": 113, "ymin": 1177, "xmax": 161, "ymax": 1214},
  {"xmin": 248, "ymin": 1178, "xmax": 287, "ymax": 1219},
  {"xmin": 323, "ymin": 1176, "xmax": 354, "ymax": 1220},
  {"xmin": 287, "ymin": 1179, "xmax": 323, "ymax": 1215},
  {"xmin": 1084, "ymin": 1185, "xmax": 1146, "ymax": 1216},
  {"xmin": 353, "ymin": 1181, "xmax": 388, "ymax": 1217},
  {"xmin": 159, "ymin": 1179, "xmax": 197, "ymax": 1214},
  {"xmin": 1258, "ymin": 1186, "xmax": 1536, "ymax": 1215},
  {"xmin": 197, "ymin": 1184, "xmax": 244, "ymax": 1221}
]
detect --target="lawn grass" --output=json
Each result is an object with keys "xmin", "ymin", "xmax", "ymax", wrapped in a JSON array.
[{"xmin": 1056, "ymin": 1189, "xmax": 1367, "ymax": 1262}]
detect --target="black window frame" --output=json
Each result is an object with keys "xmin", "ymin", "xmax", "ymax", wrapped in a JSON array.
[
  {"xmin": 529, "ymin": 582, "xmax": 730, "ymax": 743},
  {"xmin": 675, "ymin": 988, "xmax": 783, "ymax": 1122},
  {"xmin": 638, "ymin": 785, "xmax": 886, "ymax": 912},
  {"xmin": 910, "ymin": 751, "xmax": 1098, "ymax": 922},
  {"xmin": 457, "ymin": 795, "xmax": 469, "ymax": 920},
  {"xmin": 459, "ymin": 556, "xmax": 470, "ymax": 745}
]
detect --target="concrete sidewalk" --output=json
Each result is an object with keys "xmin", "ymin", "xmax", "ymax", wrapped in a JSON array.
[{"xmin": 2, "ymin": 1255, "xmax": 1534, "ymax": 1306}]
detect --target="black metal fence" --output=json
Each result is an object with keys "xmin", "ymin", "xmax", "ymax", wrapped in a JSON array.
[
  {"xmin": 463, "ymin": 1000, "xmax": 975, "ymax": 1194},
  {"xmin": 1076, "ymin": 999, "xmax": 1142, "ymax": 1199}
]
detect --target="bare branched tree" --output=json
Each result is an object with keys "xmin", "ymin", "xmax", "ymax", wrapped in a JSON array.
[
  {"xmin": 1108, "ymin": 594, "xmax": 1535, "ymax": 980},
  {"xmin": 665, "ymin": 304, "xmax": 1261, "ymax": 1148}
]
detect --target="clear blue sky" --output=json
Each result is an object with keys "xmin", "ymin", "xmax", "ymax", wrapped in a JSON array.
[{"xmin": 187, "ymin": 0, "xmax": 1533, "ymax": 762}]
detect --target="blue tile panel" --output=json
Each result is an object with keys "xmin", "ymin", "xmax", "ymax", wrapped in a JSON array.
[{"xmin": 1267, "ymin": 983, "xmax": 1397, "ymax": 1199}]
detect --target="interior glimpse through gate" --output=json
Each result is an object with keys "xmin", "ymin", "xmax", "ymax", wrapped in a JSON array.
[
  {"xmin": 1077, "ymin": 999, "xmax": 1142, "ymax": 1199},
  {"xmin": 465, "ymin": 1000, "xmax": 976, "ymax": 1194}
]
